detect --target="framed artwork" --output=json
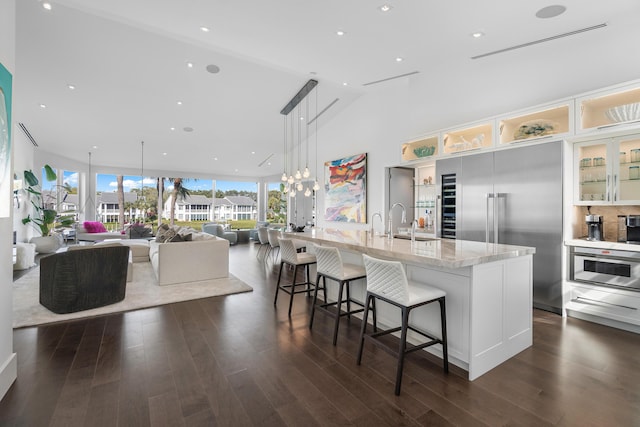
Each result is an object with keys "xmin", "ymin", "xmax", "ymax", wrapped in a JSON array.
[
  {"xmin": 0, "ymin": 62, "xmax": 12, "ymax": 218},
  {"xmin": 324, "ymin": 152, "xmax": 367, "ymax": 223}
]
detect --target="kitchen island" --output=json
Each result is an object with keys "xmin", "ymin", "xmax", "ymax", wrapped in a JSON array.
[{"xmin": 286, "ymin": 228, "xmax": 536, "ymax": 380}]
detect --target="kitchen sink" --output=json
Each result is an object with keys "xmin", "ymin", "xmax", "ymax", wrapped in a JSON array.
[{"xmin": 393, "ymin": 234, "xmax": 438, "ymax": 242}]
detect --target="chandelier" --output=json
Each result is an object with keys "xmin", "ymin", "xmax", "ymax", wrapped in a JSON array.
[{"xmin": 280, "ymin": 79, "xmax": 319, "ymax": 198}]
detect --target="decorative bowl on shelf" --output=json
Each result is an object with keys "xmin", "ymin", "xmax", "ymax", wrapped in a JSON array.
[
  {"xmin": 413, "ymin": 145, "xmax": 435, "ymax": 157},
  {"xmin": 605, "ymin": 102, "xmax": 640, "ymax": 123},
  {"xmin": 513, "ymin": 119, "xmax": 558, "ymax": 140}
]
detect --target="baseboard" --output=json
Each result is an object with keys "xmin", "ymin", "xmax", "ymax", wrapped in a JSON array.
[{"xmin": 0, "ymin": 352, "xmax": 17, "ymax": 400}]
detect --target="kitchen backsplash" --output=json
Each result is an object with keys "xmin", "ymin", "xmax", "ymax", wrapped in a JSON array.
[{"xmin": 573, "ymin": 205, "xmax": 640, "ymax": 241}]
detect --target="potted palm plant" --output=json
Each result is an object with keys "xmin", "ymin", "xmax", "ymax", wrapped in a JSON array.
[{"xmin": 22, "ymin": 164, "xmax": 75, "ymax": 253}]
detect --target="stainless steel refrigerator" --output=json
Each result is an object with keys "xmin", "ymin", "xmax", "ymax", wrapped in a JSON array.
[{"xmin": 436, "ymin": 142, "xmax": 563, "ymax": 313}]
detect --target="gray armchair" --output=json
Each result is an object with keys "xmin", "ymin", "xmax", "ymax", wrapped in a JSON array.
[
  {"xmin": 202, "ymin": 223, "xmax": 238, "ymax": 245},
  {"xmin": 39, "ymin": 245, "xmax": 130, "ymax": 314},
  {"xmin": 250, "ymin": 221, "xmax": 270, "ymax": 240}
]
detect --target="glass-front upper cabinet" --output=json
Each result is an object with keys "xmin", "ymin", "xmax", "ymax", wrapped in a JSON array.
[
  {"xmin": 577, "ymin": 86, "xmax": 640, "ymax": 134},
  {"xmin": 401, "ymin": 136, "xmax": 438, "ymax": 162},
  {"xmin": 575, "ymin": 133, "xmax": 640, "ymax": 205},
  {"xmin": 499, "ymin": 104, "xmax": 571, "ymax": 145},
  {"xmin": 442, "ymin": 122, "xmax": 492, "ymax": 154}
]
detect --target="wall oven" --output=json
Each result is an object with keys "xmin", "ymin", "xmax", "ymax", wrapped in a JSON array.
[{"xmin": 570, "ymin": 246, "xmax": 640, "ymax": 291}]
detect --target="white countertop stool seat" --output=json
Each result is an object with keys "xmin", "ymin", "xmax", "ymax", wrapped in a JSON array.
[
  {"xmin": 266, "ymin": 228, "xmax": 281, "ymax": 263},
  {"xmin": 274, "ymin": 238, "xmax": 317, "ymax": 317},
  {"xmin": 358, "ymin": 254, "xmax": 449, "ymax": 395},
  {"xmin": 256, "ymin": 227, "xmax": 270, "ymax": 259},
  {"xmin": 309, "ymin": 244, "xmax": 367, "ymax": 345}
]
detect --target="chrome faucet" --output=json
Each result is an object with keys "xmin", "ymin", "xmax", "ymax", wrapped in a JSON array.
[
  {"xmin": 387, "ymin": 202, "xmax": 407, "ymax": 240},
  {"xmin": 411, "ymin": 219, "xmax": 418, "ymax": 244},
  {"xmin": 371, "ymin": 212, "xmax": 383, "ymax": 236}
]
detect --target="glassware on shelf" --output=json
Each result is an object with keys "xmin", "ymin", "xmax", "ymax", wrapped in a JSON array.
[
  {"xmin": 580, "ymin": 157, "xmax": 592, "ymax": 167},
  {"xmin": 593, "ymin": 157, "xmax": 605, "ymax": 166},
  {"xmin": 631, "ymin": 149, "xmax": 640, "ymax": 163},
  {"xmin": 630, "ymin": 165, "xmax": 640, "ymax": 180}
]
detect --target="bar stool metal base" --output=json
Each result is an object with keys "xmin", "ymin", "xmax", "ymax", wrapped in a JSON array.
[
  {"xmin": 309, "ymin": 272, "xmax": 366, "ymax": 345},
  {"xmin": 356, "ymin": 292, "xmax": 448, "ymax": 395},
  {"xmin": 274, "ymin": 261, "xmax": 315, "ymax": 317}
]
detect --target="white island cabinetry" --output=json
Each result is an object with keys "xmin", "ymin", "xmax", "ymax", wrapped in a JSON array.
[{"xmin": 287, "ymin": 229, "xmax": 534, "ymax": 381}]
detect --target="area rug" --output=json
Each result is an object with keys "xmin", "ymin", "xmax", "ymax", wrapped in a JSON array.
[{"xmin": 12, "ymin": 262, "xmax": 253, "ymax": 328}]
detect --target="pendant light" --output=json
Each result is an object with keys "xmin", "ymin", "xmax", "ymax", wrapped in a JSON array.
[
  {"xmin": 281, "ymin": 115, "xmax": 287, "ymax": 182},
  {"xmin": 312, "ymin": 85, "xmax": 320, "ymax": 192}
]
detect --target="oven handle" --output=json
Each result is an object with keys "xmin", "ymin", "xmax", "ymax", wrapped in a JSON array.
[
  {"xmin": 573, "ymin": 253, "xmax": 640, "ymax": 264},
  {"xmin": 572, "ymin": 296, "xmax": 637, "ymax": 311}
]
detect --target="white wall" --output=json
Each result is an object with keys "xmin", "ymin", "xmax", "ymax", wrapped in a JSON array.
[
  {"xmin": 0, "ymin": 0, "xmax": 17, "ymax": 403},
  {"xmin": 314, "ymin": 77, "xmax": 410, "ymax": 230}
]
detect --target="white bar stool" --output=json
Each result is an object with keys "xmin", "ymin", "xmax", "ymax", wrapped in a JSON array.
[
  {"xmin": 274, "ymin": 238, "xmax": 317, "ymax": 316},
  {"xmin": 357, "ymin": 254, "xmax": 449, "ymax": 395},
  {"xmin": 256, "ymin": 227, "xmax": 270, "ymax": 259},
  {"xmin": 309, "ymin": 245, "xmax": 367, "ymax": 345},
  {"xmin": 266, "ymin": 228, "xmax": 281, "ymax": 262}
]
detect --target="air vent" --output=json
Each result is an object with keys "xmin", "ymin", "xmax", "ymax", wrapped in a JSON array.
[
  {"xmin": 363, "ymin": 71, "xmax": 420, "ymax": 87},
  {"xmin": 18, "ymin": 122, "xmax": 38, "ymax": 146},
  {"xmin": 258, "ymin": 153, "xmax": 274, "ymax": 167},
  {"xmin": 308, "ymin": 98, "xmax": 339, "ymax": 125},
  {"xmin": 471, "ymin": 23, "xmax": 608, "ymax": 60}
]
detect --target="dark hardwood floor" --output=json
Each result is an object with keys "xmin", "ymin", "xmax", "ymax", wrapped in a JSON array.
[{"xmin": 2, "ymin": 242, "xmax": 640, "ymax": 426}]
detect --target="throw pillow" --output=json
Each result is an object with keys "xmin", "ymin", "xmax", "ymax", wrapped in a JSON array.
[
  {"xmin": 168, "ymin": 233, "xmax": 184, "ymax": 243},
  {"xmin": 83, "ymin": 221, "xmax": 107, "ymax": 233}
]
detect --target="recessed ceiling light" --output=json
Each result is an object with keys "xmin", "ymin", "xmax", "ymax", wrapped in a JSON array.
[
  {"xmin": 379, "ymin": 4, "xmax": 392, "ymax": 12},
  {"xmin": 299, "ymin": 116, "xmax": 305, "ymax": 121},
  {"xmin": 251, "ymin": 151, "xmax": 256, "ymax": 154},
  {"xmin": 162, "ymin": 152, "xmax": 168, "ymax": 156},
  {"xmin": 336, "ymin": 30, "xmax": 346, "ymax": 36},
  {"xmin": 471, "ymin": 31, "xmax": 485, "ymax": 38},
  {"xmin": 177, "ymin": 101, "xmax": 182, "ymax": 105},
  {"xmin": 186, "ymin": 62, "xmax": 194, "ymax": 68},
  {"xmin": 170, "ymin": 127, "xmax": 175, "ymax": 131},
  {"xmin": 536, "ymin": 5, "xmax": 567, "ymax": 19},
  {"xmin": 267, "ymin": 162, "xmax": 271, "ymax": 166},
  {"xmin": 395, "ymin": 57, "xmax": 404, "ymax": 62},
  {"xmin": 343, "ymin": 82, "xmax": 348, "ymax": 86},
  {"xmin": 42, "ymin": 2, "xmax": 52, "ymax": 10},
  {"xmin": 206, "ymin": 64, "xmax": 220, "ymax": 74},
  {"xmin": 200, "ymin": 26, "xmax": 210, "ymax": 32},
  {"xmin": 39, "ymin": 104, "xmax": 46, "ymax": 108},
  {"xmin": 234, "ymin": 169, "xmax": 239, "ymax": 172},
  {"xmin": 92, "ymin": 145, "xmax": 98, "ymax": 149},
  {"xmin": 214, "ymin": 157, "xmax": 218, "ymax": 161},
  {"xmin": 67, "ymin": 84, "xmax": 75, "ymax": 90},
  {"xmin": 183, "ymin": 127, "xmax": 193, "ymax": 132}
]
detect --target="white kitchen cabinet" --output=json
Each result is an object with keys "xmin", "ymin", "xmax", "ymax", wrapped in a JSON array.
[
  {"xmin": 574, "ymin": 133, "xmax": 640, "ymax": 205},
  {"xmin": 576, "ymin": 84, "xmax": 640, "ymax": 135}
]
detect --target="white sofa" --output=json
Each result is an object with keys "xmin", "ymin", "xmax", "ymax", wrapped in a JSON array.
[{"xmin": 148, "ymin": 236, "xmax": 229, "ymax": 286}]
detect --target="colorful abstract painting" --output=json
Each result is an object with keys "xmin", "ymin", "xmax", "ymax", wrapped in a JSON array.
[
  {"xmin": 0, "ymin": 62, "xmax": 12, "ymax": 218},
  {"xmin": 324, "ymin": 152, "xmax": 367, "ymax": 223}
]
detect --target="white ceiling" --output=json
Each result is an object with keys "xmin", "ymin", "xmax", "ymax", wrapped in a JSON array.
[{"xmin": 14, "ymin": 0, "xmax": 640, "ymax": 178}]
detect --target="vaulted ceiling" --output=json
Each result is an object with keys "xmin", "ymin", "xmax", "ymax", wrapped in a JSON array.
[{"xmin": 14, "ymin": 0, "xmax": 640, "ymax": 178}]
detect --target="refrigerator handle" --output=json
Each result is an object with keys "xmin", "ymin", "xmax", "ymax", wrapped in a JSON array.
[
  {"xmin": 485, "ymin": 193, "xmax": 494, "ymax": 243},
  {"xmin": 495, "ymin": 193, "xmax": 506, "ymax": 244}
]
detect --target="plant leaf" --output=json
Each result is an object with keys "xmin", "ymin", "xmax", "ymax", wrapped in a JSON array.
[
  {"xmin": 44, "ymin": 164, "xmax": 57, "ymax": 182},
  {"xmin": 23, "ymin": 170, "xmax": 39, "ymax": 187}
]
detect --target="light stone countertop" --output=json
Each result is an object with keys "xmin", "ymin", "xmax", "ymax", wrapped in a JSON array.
[
  {"xmin": 565, "ymin": 239, "xmax": 640, "ymax": 252},
  {"xmin": 285, "ymin": 228, "xmax": 535, "ymax": 269}
]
